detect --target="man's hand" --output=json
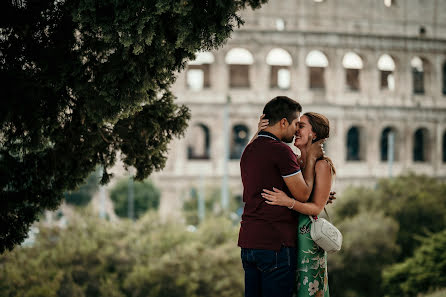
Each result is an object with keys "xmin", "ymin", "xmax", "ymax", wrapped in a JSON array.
[
  {"xmin": 306, "ymin": 133, "xmax": 325, "ymax": 161},
  {"xmin": 327, "ymin": 191, "xmax": 336, "ymax": 204}
]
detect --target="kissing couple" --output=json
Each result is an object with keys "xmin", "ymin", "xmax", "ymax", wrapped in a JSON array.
[{"xmin": 238, "ymin": 96, "xmax": 336, "ymax": 297}]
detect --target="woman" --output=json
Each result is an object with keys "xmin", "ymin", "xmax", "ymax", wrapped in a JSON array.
[{"xmin": 260, "ymin": 112, "xmax": 335, "ymax": 297}]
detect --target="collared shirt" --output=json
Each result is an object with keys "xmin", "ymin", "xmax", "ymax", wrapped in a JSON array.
[{"xmin": 238, "ymin": 131, "xmax": 301, "ymax": 251}]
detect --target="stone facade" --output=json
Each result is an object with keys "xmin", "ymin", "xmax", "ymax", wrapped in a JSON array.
[{"xmin": 152, "ymin": 0, "xmax": 446, "ymax": 219}]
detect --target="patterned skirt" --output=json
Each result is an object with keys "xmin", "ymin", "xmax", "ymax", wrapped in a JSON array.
[{"xmin": 295, "ymin": 215, "xmax": 330, "ymax": 297}]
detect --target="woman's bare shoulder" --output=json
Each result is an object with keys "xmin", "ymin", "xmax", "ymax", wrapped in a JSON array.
[{"xmin": 315, "ymin": 159, "xmax": 332, "ymax": 173}]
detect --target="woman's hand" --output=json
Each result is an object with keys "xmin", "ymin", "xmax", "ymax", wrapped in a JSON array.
[
  {"xmin": 248, "ymin": 114, "xmax": 270, "ymax": 146},
  {"xmin": 307, "ymin": 136, "xmax": 325, "ymax": 161},
  {"xmin": 262, "ymin": 187, "xmax": 295, "ymax": 208},
  {"xmin": 257, "ymin": 114, "xmax": 269, "ymax": 133},
  {"xmin": 327, "ymin": 191, "xmax": 336, "ymax": 204}
]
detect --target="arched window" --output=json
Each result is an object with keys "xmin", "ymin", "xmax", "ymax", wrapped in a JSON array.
[
  {"xmin": 380, "ymin": 127, "xmax": 398, "ymax": 161},
  {"xmin": 343, "ymin": 52, "xmax": 363, "ymax": 91},
  {"xmin": 306, "ymin": 50, "xmax": 328, "ymax": 90},
  {"xmin": 225, "ymin": 48, "xmax": 254, "ymax": 88},
  {"xmin": 442, "ymin": 62, "xmax": 446, "ymax": 95},
  {"xmin": 186, "ymin": 52, "xmax": 214, "ymax": 91},
  {"xmin": 266, "ymin": 48, "xmax": 293, "ymax": 90},
  {"xmin": 187, "ymin": 123, "xmax": 211, "ymax": 159},
  {"xmin": 411, "ymin": 57, "xmax": 425, "ymax": 94},
  {"xmin": 230, "ymin": 124, "xmax": 250, "ymax": 159},
  {"xmin": 443, "ymin": 131, "xmax": 446, "ymax": 163},
  {"xmin": 346, "ymin": 126, "xmax": 363, "ymax": 161},
  {"xmin": 413, "ymin": 128, "xmax": 429, "ymax": 162},
  {"xmin": 378, "ymin": 54, "xmax": 396, "ymax": 91},
  {"xmin": 384, "ymin": 0, "xmax": 395, "ymax": 7},
  {"xmin": 275, "ymin": 19, "xmax": 285, "ymax": 31}
]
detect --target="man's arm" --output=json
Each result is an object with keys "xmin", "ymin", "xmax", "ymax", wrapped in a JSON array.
[
  {"xmin": 283, "ymin": 136, "xmax": 324, "ymax": 202},
  {"xmin": 262, "ymin": 160, "xmax": 333, "ymax": 215}
]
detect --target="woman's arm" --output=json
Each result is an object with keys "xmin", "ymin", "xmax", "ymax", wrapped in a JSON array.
[
  {"xmin": 247, "ymin": 114, "xmax": 269, "ymax": 145},
  {"xmin": 262, "ymin": 160, "xmax": 333, "ymax": 216}
]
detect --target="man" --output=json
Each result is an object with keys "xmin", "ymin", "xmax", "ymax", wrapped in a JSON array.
[{"xmin": 238, "ymin": 96, "xmax": 325, "ymax": 297}]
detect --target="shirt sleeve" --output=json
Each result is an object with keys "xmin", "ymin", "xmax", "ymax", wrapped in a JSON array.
[{"xmin": 277, "ymin": 144, "xmax": 301, "ymax": 178}]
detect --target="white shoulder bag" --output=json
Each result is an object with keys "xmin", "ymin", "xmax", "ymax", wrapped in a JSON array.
[{"xmin": 309, "ymin": 209, "xmax": 342, "ymax": 254}]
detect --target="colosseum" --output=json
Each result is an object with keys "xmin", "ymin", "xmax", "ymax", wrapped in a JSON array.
[{"xmin": 149, "ymin": 0, "xmax": 446, "ymax": 219}]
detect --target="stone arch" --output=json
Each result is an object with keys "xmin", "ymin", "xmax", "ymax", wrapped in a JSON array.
[
  {"xmin": 342, "ymin": 52, "xmax": 364, "ymax": 91},
  {"xmin": 411, "ymin": 56, "xmax": 432, "ymax": 95},
  {"xmin": 384, "ymin": 0, "xmax": 396, "ymax": 7},
  {"xmin": 377, "ymin": 54, "xmax": 396, "ymax": 91},
  {"xmin": 266, "ymin": 48, "xmax": 293, "ymax": 90},
  {"xmin": 413, "ymin": 127, "xmax": 430, "ymax": 162},
  {"xmin": 187, "ymin": 52, "xmax": 215, "ymax": 90},
  {"xmin": 230, "ymin": 124, "xmax": 250, "ymax": 159},
  {"xmin": 380, "ymin": 126, "xmax": 399, "ymax": 161},
  {"xmin": 443, "ymin": 130, "xmax": 446, "ymax": 163},
  {"xmin": 225, "ymin": 48, "xmax": 254, "ymax": 88},
  {"xmin": 346, "ymin": 125, "xmax": 365, "ymax": 161},
  {"xmin": 306, "ymin": 50, "xmax": 329, "ymax": 90},
  {"xmin": 187, "ymin": 123, "xmax": 211, "ymax": 159}
]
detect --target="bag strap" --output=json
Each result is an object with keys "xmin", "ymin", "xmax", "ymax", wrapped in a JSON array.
[
  {"xmin": 309, "ymin": 208, "xmax": 331, "ymax": 223},
  {"xmin": 323, "ymin": 207, "xmax": 331, "ymax": 222}
]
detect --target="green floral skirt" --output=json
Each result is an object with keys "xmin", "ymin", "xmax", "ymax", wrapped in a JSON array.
[{"xmin": 295, "ymin": 215, "xmax": 329, "ymax": 297}]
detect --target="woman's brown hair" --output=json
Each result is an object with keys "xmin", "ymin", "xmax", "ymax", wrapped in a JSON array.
[{"xmin": 303, "ymin": 112, "xmax": 336, "ymax": 175}]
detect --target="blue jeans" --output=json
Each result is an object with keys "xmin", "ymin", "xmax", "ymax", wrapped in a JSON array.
[{"xmin": 241, "ymin": 247, "xmax": 297, "ymax": 297}]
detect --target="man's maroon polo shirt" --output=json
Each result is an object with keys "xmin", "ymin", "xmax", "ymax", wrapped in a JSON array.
[{"xmin": 238, "ymin": 131, "xmax": 301, "ymax": 251}]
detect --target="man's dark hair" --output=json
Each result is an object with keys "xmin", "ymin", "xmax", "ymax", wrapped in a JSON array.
[{"xmin": 262, "ymin": 96, "xmax": 302, "ymax": 126}]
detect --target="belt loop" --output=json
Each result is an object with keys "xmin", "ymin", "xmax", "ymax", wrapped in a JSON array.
[
  {"xmin": 275, "ymin": 250, "xmax": 278, "ymax": 268},
  {"xmin": 287, "ymin": 247, "xmax": 290, "ymax": 266}
]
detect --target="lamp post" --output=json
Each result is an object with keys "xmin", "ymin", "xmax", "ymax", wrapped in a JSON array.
[
  {"xmin": 128, "ymin": 172, "xmax": 134, "ymax": 220},
  {"xmin": 221, "ymin": 95, "xmax": 231, "ymax": 211},
  {"xmin": 388, "ymin": 131, "xmax": 395, "ymax": 178},
  {"xmin": 198, "ymin": 174, "xmax": 205, "ymax": 223},
  {"xmin": 99, "ymin": 166, "xmax": 106, "ymax": 219}
]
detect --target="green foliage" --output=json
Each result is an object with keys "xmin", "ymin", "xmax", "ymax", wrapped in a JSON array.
[
  {"xmin": 183, "ymin": 187, "xmax": 243, "ymax": 225},
  {"xmin": 329, "ymin": 174, "xmax": 446, "ymax": 297},
  {"xmin": 334, "ymin": 173, "xmax": 446, "ymax": 260},
  {"xmin": 382, "ymin": 229, "xmax": 446, "ymax": 297},
  {"xmin": 2, "ymin": 174, "xmax": 445, "ymax": 297},
  {"xmin": 328, "ymin": 211, "xmax": 400, "ymax": 297},
  {"xmin": 421, "ymin": 289, "xmax": 446, "ymax": 297},
  {"xmin": 0, "ymin": 211, "xmax": 243, "ymax": 297},
  {"xmin": 64, "ymin": 167, "xmax": 101, "ymax": 206},
  {"xmin": 110, "ymin": 178, "xmax": 160, "ymax": 219},
  {"xmin": 0, "ymin": 0, "xmax": 267, "ymax": 252}
]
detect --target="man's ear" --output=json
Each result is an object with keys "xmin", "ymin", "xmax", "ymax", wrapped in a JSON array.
[{"xmin": 280, "ymin": 118, "xmax": 288, "ymax": 128}]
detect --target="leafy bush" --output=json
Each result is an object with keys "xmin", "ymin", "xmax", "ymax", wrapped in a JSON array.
[
  {"xmin": 2, "ymin": 174, "xmax": 445, "ymax": 297},
  {"xmin": 328, "ymin": 211, "xmax": 400, "ymax": 297},
  {"xmin": 334, "ymin": 173, "xmax": 446, "ymax": 260},
  {"xmin": 183, "ymin": 187, "xmax": 243, "ymax": 226},
  {"xmin": 0, "ymin": 211, "xmax": 243, "ymax": 297},
  {"xmin": 329, "ymin": 174, "xmax": 446, "ymax": 297},
  {"xmin": 420, "ymin": 289, "xmax": 446, "ymax": 297},
  {"xmin": 64, "ymin": 168, "xmax": 101, "ymax": 207},
  {"xmin": 382, "ymin": 229, "xmax": 446, "ymax": 297},
  {"xmin": 110, "ymin": 179, "xmax": 160, "ymax": 219}
]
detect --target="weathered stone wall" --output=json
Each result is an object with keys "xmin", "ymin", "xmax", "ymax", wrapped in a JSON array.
[{"xmin": 151, "ymin": 0, "xmax": 446, "ymax": 219}]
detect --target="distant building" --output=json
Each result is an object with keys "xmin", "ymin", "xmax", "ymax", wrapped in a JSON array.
[{"xmin": 151, "ymin": 0, "xmax": 446, "ymax": 219}]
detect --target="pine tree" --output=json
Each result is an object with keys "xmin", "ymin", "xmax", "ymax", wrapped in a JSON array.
[{"xmin": 0, "ymin": 0, "xmax": 266, "ymax": 252}]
